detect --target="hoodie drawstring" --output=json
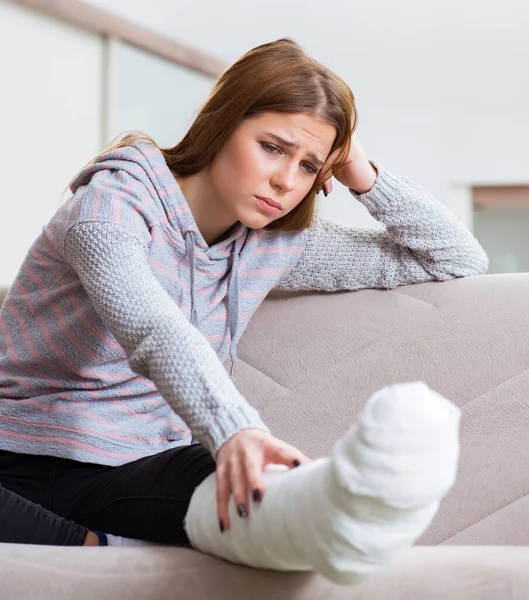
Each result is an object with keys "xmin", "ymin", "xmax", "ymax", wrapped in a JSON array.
[
  {"xmin": 184, "ymin": 231, "xmax": 240, "ymax": 382},
  {"xmin": 185, "ymin": 232, "xmax": 199, "ymax": 329},
  {"xmin": 227, "ymin": 240, "xmax": 241, "ymax": 381}
]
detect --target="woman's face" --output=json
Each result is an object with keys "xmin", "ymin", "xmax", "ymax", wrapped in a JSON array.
[{"xmin": 208, "ymin": 111, "xmax": 336, "ymax": 229}]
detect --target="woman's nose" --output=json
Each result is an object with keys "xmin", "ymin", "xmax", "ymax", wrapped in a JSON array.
[{"xmin": 271, "ymin": 165, "xmax": 296, "ymax": 193}]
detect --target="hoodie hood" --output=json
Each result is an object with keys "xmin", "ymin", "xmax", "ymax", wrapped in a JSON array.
[{"xmin": 70, "ymin": 135, "xmax": 248, "ymax": 381}]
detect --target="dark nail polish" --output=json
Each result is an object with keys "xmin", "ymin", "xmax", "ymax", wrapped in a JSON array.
[
  {"xmin": 323, "ymin": 189, "xmax": 328, "ymax": 197},
  {"xmin": 253, "ymin": 489, "xmax": 262, "ymax": 503},
  {"xmin": 293, "ymin": 459, "xmax": 301, "ymax": 467},
  {"xmin": 219, "ymin": 519, "xmax": 224, "ymax": 533},
  {"xmin": 237, "ymin": 504, "xmax": 248, "ymax": 518}
]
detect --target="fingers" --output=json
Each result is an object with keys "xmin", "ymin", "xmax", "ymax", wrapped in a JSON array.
[
  {"xmin": 244, "ymin": 451, "xmax": 265, "ymax": 507},
  {"xmin": 230, "ymin": 455, "xmax": 249, "ymax": 521},
  {"xmin": 215, "ymin": 435, "xmax": 311, "ymax": 534},
  {"xmin": 320, "ymin": 177, "xmax": 334, "ymax": 197},
  {"xmin": 216, "ymin": 451, "xmax": 264, "ymax": 533},
  {"xmin": 266, "ymin": 443, "xmax": 312, "ymax": 469},
  {"xmin": 216, "ymin": 462, "xmax": 230, "ymax": 533}
]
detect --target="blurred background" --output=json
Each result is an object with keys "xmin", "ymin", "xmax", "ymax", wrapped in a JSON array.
[{"xmin": 1, "ymin": 0, "xmax": 528, "ymax": 286}]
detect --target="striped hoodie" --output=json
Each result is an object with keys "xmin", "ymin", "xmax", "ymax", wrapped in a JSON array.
[{"xmin": 0, "ymin": 138, "xmax": 489, "ymax": 465}]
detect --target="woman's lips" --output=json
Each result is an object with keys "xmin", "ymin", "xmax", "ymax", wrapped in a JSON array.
[{"xmin": 255, "ymin": 196, "xmax": 282, "ymax": 214}]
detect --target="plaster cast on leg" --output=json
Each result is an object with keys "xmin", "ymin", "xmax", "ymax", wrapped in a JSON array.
[{"xmin": 184, "ymin": 381, "xmax": 461, "ymax": 585}]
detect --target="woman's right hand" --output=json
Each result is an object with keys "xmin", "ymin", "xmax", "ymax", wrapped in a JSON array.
[{"xmin": 215, "ymin": 428, "xmax": 312, "ymax": 532}]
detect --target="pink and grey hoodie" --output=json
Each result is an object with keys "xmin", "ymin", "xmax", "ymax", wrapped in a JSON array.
[{"xmin": 0, "ymin": 138, "xmax": 306, "ymax": 464}]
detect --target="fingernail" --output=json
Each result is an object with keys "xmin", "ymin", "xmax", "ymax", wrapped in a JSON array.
[
  {"xmin": 237, "ymin": 504, "xmax": 248, "ymax": 518},
  {"xmin": 292, "ymin": 459, "xmax": 301, "ymax": 467},
  {"xmin": 323, "ymin": 189, "xmax": 328, "ymax": 197},
  {"xmin": 252, "ymin": 489, "xmax": 262, "ymax": 503},
  {"xmin": 219, "ymin": 519, "xmax": 224, "ymax": 533}
]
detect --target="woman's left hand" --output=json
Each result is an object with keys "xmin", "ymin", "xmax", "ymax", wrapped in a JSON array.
[{"xmin": 321, "ymin": 134, "xmax": 378, "ymax": 196}]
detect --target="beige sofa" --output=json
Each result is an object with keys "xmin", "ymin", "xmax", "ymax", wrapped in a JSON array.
[{"xmin": 1, "ymin": 273, "xmax": 529, "ymax": 599}]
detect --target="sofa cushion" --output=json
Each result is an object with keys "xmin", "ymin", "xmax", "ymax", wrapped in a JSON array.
[{"xmin": 1, "ymin": 543, "xmax": 529, "ymax": 600}]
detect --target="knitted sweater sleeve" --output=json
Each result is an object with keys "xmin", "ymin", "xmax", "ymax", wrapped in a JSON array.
[
  {"xmin": 276, "ymin": 162, "xmax": 489, "ymax": 292},
  {"xmin": 64, "ymin": 221, "xmax": 269, "ymax": 457}
]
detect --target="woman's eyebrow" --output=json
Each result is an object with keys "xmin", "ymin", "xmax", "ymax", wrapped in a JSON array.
[{"xmin": 264, "ymin": 132, "xmax": 324, "ymax": 169}]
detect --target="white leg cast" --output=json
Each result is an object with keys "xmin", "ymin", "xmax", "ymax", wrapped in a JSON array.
[{"xmin": 184, "ymin": 381, "xmax": 461, "ymax": 585}]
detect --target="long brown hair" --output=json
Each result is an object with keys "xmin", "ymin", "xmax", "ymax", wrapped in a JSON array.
[{"xmin": 87, "ymin": 38, "xmax": 357, "ymax": 232}]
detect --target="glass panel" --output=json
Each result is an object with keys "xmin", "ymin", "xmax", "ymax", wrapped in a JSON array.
[{"xmin": 473, "ymin": 205, "xmax": 529, "ymax": 274}]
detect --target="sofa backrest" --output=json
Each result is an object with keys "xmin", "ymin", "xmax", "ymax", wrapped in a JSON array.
[{"xmin": 237, "ymin": 273, "xmax": 528, "ymax": 461}]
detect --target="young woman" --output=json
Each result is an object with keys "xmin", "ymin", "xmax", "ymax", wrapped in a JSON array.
[{"xmin": 0, "ymin": 38, "xmax": 488, "ymax": 584}]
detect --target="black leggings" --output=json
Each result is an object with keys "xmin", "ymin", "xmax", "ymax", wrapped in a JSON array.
[{"xmin": 0, "ymin": 444, "xmax": 216, "ymax": 546}]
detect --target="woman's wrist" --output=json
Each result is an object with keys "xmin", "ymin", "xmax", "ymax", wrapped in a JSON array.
[{"xmin": 347, "ymin": 161, "xmax": 378, "ymax": 194}]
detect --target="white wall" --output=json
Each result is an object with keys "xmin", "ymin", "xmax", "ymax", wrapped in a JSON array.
[{"xmin": 0, "ymin": 0, "xmax": 103, "ymax": 286}]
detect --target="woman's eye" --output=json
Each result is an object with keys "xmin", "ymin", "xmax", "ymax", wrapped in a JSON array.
[
  {"xmin": 261, "ymin": 142, "xmax": 317, "ymax": 175},
  {"xmin": 261, "ymin": 142, "xmax": 279, "ymax": 153}
]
